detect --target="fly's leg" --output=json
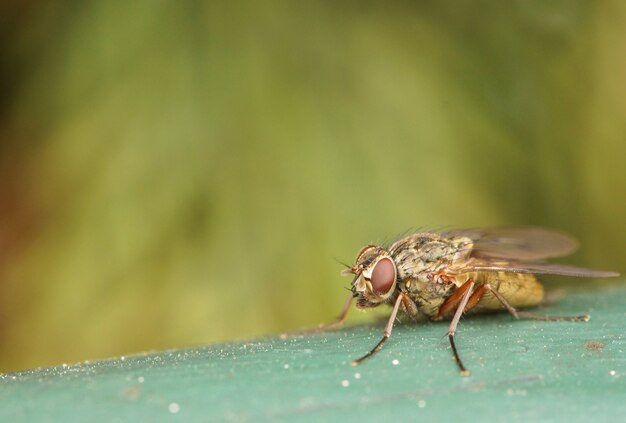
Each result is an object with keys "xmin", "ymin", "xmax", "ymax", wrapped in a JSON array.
[
  {"xmin": 401, "ymin": 292, "xmax": 419, "ymax": 321},
  {"xmin": 318, "ymin": 294, "xmax": 354, "ymax": 331},
  {"xmin": 485, "ymin": 285, "xmax": 590, "ymax": 322},
  {"xmin": 433, "ymin": 278, "xmax": 474, "ymax": 321},
  {"xmin": 287, "ymin": 294, "xmax": 353, "ymax": 337},
  {"xmin": 439, "ymin": 281, "xmax": 587, "ymax": 377},
  {"xmin": 352, "ymin": 292, "xmax": 405, "ymax": 366},
  {"xmin": 464, "ymin": 285, "xmax": 488, "ymax": 311},
  {"xmin": 447, "ymin": 279, "xmax": 475, "ymax": 377}
]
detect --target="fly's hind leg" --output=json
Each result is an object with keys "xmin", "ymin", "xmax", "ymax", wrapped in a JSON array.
[
  {"xmin": 484, "ymin": 285, "xmax": 590, "ymax": 322},
  {"xmin": 443, "ymin": 281, "xmax": 587, "ymax": 377}
]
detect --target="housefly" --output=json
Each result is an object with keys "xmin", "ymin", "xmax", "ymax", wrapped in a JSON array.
[{"xmin": 326, "ymin": 227, "xmax": 619, "ymax": 376}]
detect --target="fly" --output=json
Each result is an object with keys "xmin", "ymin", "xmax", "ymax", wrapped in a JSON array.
[{"xmin": 325, "ymin": 227, "xmax": 619, "ymax": 376}]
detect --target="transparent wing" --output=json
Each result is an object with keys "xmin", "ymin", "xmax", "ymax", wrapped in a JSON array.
[
  {"xmin": 457, "ymin": 258, "xmax": 619, "ymax": 278},
  {"xmin": 443, "ymin": 227, "xmax": 579, "ymax": 261}
]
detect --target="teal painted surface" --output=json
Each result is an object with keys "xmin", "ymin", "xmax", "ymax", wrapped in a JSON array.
[{"xmin": 1, "ymin": 283, "xmax": 625, "ymax": 422}]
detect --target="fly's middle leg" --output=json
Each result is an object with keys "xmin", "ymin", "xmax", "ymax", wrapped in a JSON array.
[{"xmin": 446, "ymin": 279, "xmax": 476, "ymax": 377}]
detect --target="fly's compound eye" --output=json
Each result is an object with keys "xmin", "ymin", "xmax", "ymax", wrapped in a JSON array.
[{"xmin": 370, "ymin": 257, "xmax": 396, "ymax": 295}]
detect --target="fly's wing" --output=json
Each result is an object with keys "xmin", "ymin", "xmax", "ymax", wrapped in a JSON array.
[
  {"xmin": 458, "ymin": 259, "xmax": 619, "ymax": 278},
  {"xmin": 442, "ymin": 227, "xmax": 619, "ymax": 278},
  {"xmin": 442, "ymin": 227, "xmax": 578, "ymax": 260}
]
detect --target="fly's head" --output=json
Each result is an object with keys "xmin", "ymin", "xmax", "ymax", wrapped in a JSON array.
[{"xmin": 342, "ymin": 244, "xmax": 398, "ymax": 308}]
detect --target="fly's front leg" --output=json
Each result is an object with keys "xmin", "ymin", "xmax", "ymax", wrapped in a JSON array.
[
  {"xmin": 318, "ymin": 293, "xmax": 354, "ymax": 331},
  {"xmin": 400, "ymin": 292, "xmax": 419, "ymax": 321},
  {"xmin": 289, "ymin": 294, "xmax": 353, "ymax": 337},
  {"xmin": 352, "ymin": 292, "xmax": 406, "ymax": 366}
]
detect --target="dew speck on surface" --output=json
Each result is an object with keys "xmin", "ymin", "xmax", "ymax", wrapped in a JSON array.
[
  {"xmin": 507, "ymin": 388, "xmax": 527, "ymax": 396},
  {"xmin": 138, "ymin": 376, "xmax": 145, "ymax": 383},
  {"xmin": 417, "ymin": 400, "xmax": 426, "ymax": 408},
  {"xmin": 354, "ymin": 372, "xmax": 361, "ymax": 379},
  {"xmin": 283, "ymin": 364, "xmax": 289, "ymax": 369},
  {"xmin": 610, "ymin": 370, "xmax": 616, "ymax": 376},
  {"xmin": 341, "ymin": 380, "xmax": 350, "ymax": 387},
  {"xmin": 392, "ymin": 359, "xmax": 400, "ymax": 366},
  {"xmin": 168, "ymin": 402, "xmax": 180, "ymax": 414}
]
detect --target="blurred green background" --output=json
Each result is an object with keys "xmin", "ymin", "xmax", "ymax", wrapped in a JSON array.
[{"xmin": 0, "ymin": 1, "xmax": 624, "ymax": 372}]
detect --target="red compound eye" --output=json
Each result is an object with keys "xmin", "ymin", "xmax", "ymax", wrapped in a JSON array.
[{"xmin": 371, "ymin": 257, "xmax": 396, "ymax": 294}]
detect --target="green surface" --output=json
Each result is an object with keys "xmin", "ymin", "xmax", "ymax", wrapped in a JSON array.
[{"xmin": 1, "ymin": 283, "xmax": 625, "ymax": 422}]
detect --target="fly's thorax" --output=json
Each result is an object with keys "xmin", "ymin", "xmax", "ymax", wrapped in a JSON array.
[
  {"xmin": 401, "ymin": 275, "xmax": 460, "ymax": 317},
  {"xmin": 389, "ymin": 234, "xmax": 474, "ymax": 280}
]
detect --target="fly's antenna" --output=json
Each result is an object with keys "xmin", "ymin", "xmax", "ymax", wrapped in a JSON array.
[{"xmin": 335, "ymin": 258, "xmax": 352, "ymax": 269}]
